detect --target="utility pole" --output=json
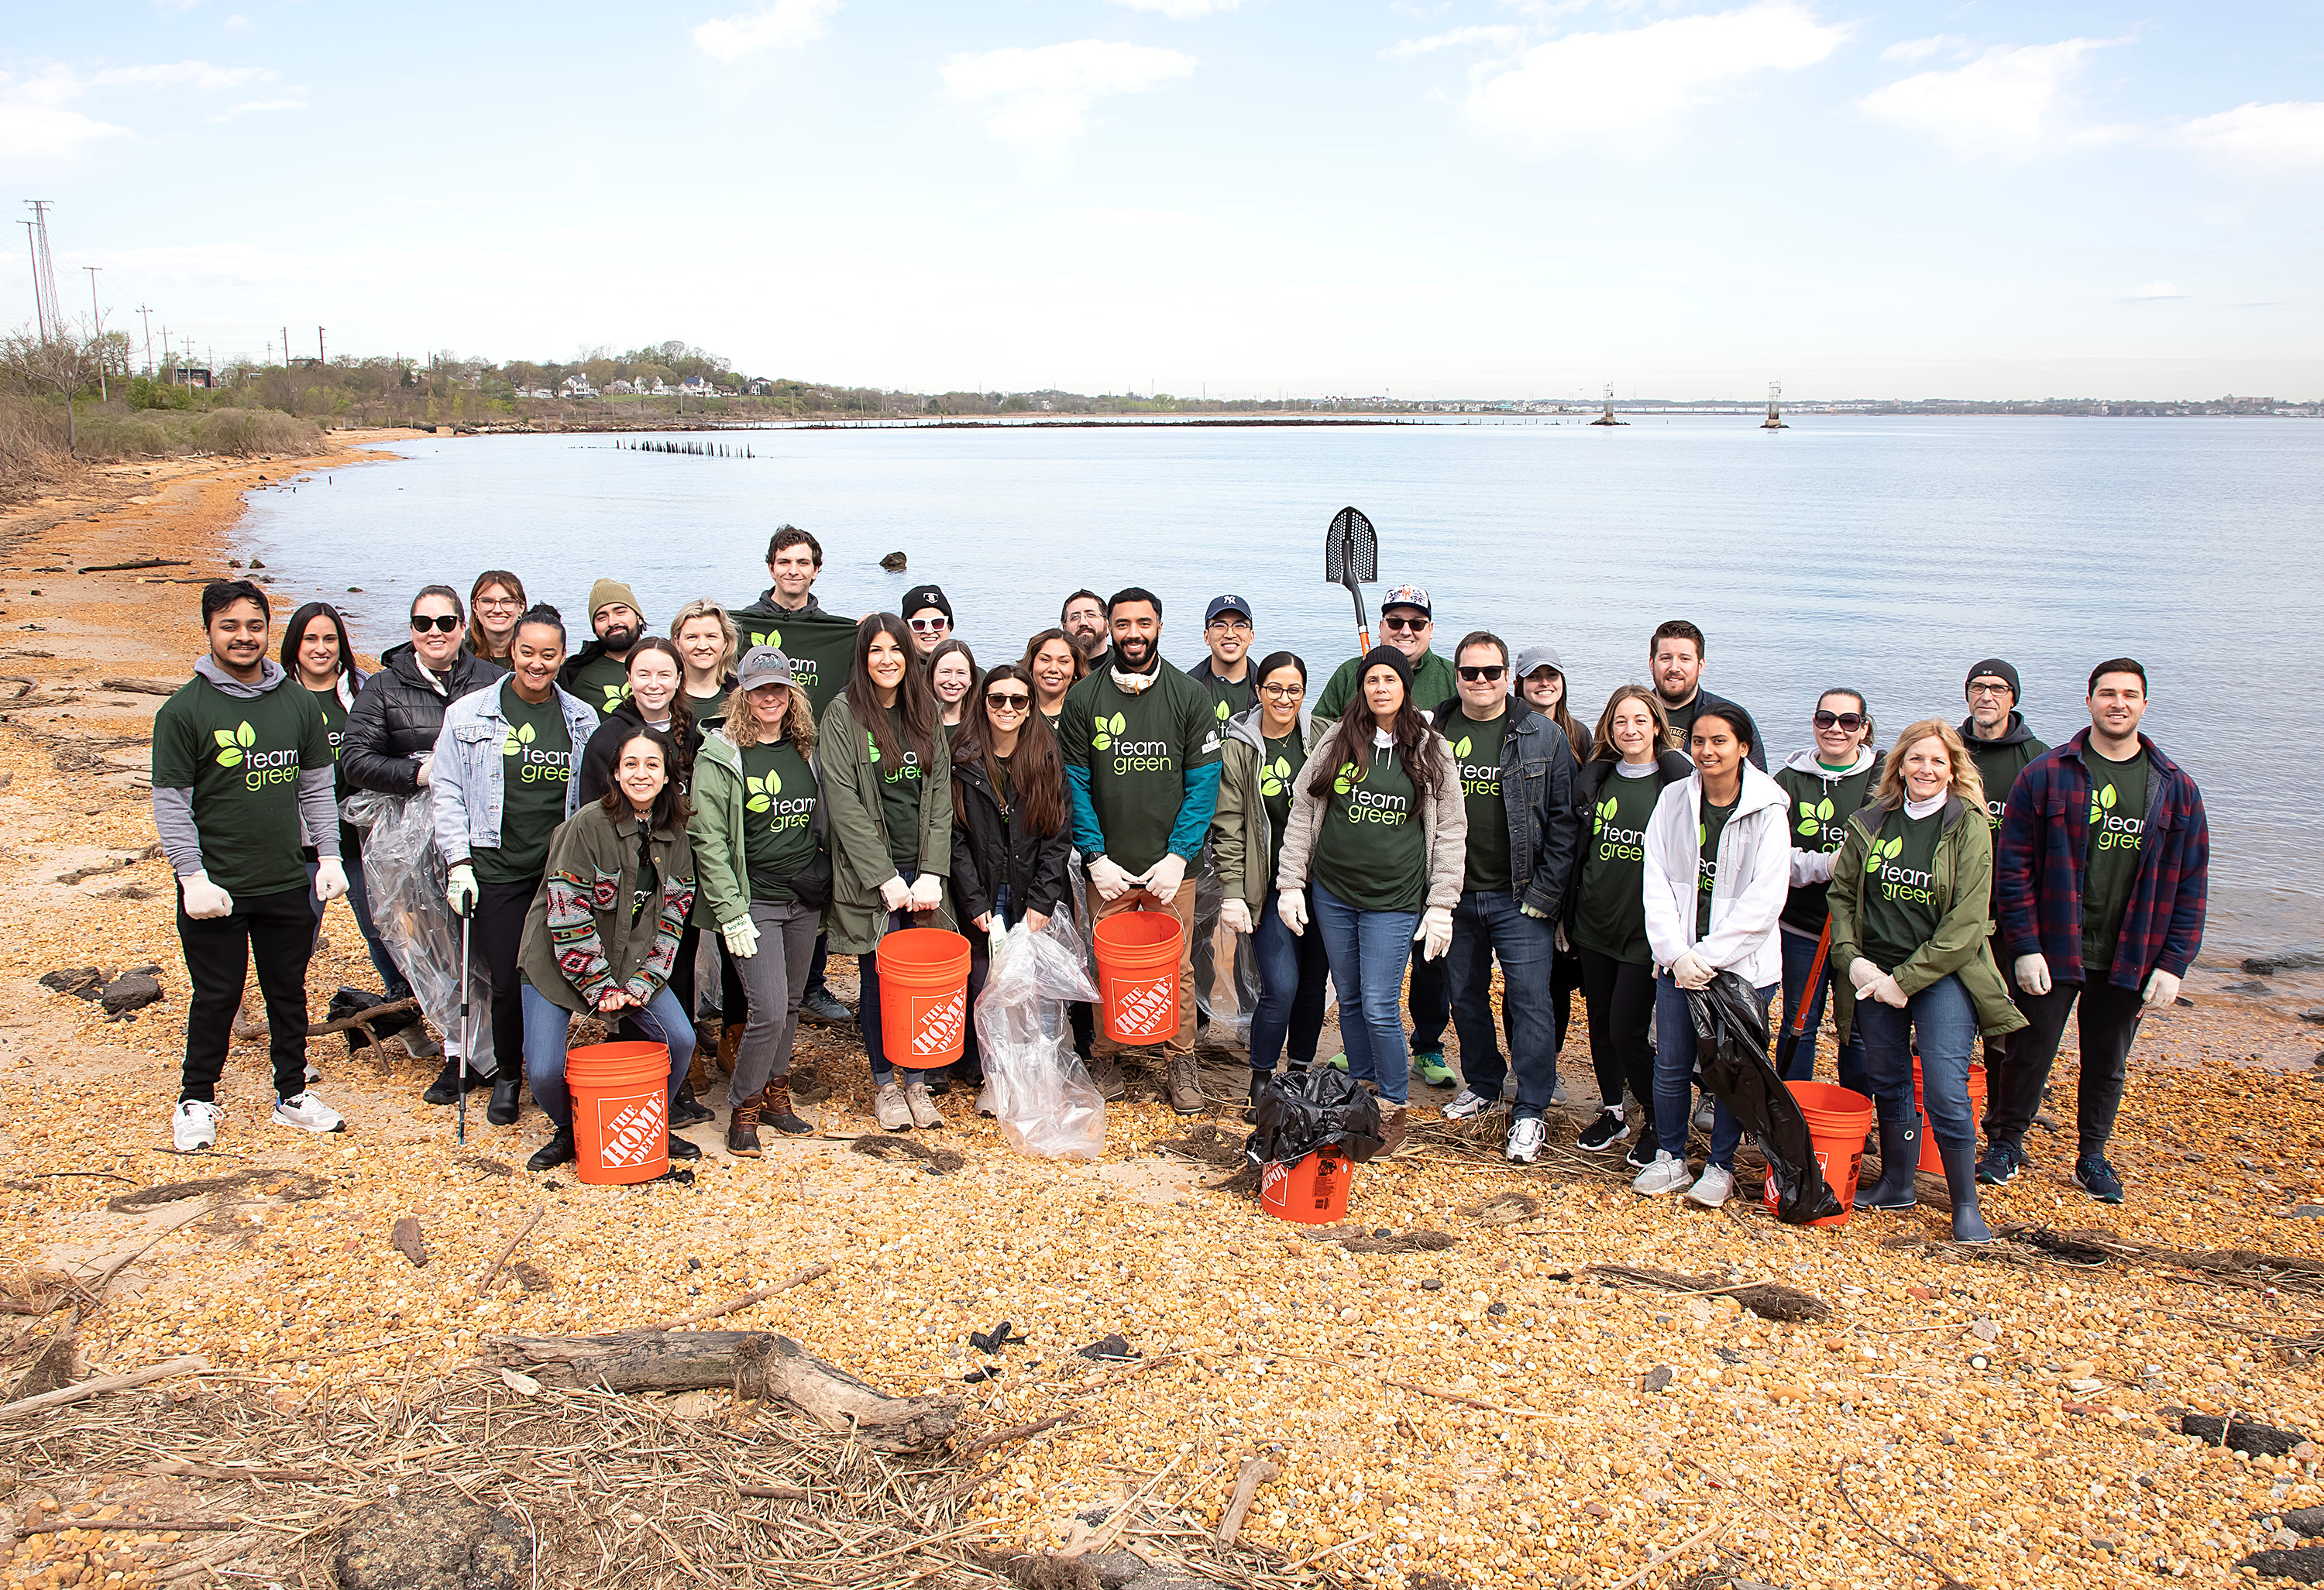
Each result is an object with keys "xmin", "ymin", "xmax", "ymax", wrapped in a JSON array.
[
  {"xmin": 22, "ymin": 201, "xmax": 60, "ymax": 344},
  {"xmin": 317, "ymin": 325, "xmax": 325, "ymax": 366},
  {"xmin": 83, "ymin": 265, "xmax": 105, "ymax": 401},
  {"xmin": 136, "ymin": 304, "xmax": 153, "ymax": 376},
  {"xmin": 282, "ymin": 325, "xmax": 290, "ymax": 369}
]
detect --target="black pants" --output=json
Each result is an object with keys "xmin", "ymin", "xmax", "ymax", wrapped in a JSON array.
[
  {"xmin": 806, "ymin": 931, "xmax": 832, "ymax": 1002},
  {"xmin": 1549, "ymin": 941, "xmax": 1583, "ymax": 1057},
  {"xmin": 475, "ymin": 875, "xmax": 538, "ymax": 1082},
  {"xmin": 1576, "ymin": 946, "xmax": 1655, "ymax": 1121},
  {"xmin": 665, "ymin": 923, "xmax": 747, "ymax": 1032},
  {"xmin": 1408, "ymin": 950, "xmax": 1449, "ymax": 1053},
  {"xmin": 179, "ymin": 884, "xmax": 314, "ymax": 1104},
  {"xmin": 1988, "ymin": 977, "xmax": 2146, "ymax": 1158}
]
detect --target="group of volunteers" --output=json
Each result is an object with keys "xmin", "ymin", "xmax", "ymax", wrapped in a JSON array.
[{"xmin": 152, "ymin": 530, "xmax": 2210, "ymax": 1234}]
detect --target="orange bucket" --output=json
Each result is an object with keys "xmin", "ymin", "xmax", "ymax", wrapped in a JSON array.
[
  {"xmin": 1094, "ymin": 908, "xmax": 1182, "ymax": 1045},
  {"xmin": 877, "ymin": 927, "xmax": 971, "ymax": 1068},
  {"xmin": 568, "ymin": 1041, "xmax": 672, "ymax": 1186},
  {"xmin": 1763, "ymin": 1080, "xmax": 1875, "ymax": 1228},
  {"xmin": 1260, "ymin": 1150, "xmax": 1352, "ymax": 1225},
  {"xmin": 1913, "ymin": 1059, "xmax": 1987, "ymax": 1173}
]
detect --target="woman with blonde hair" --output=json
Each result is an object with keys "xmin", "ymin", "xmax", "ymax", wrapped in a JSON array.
[
  {"xmin": 1825, "ymin": 718, "xmax": 2027, "ymax": 1241},
  {"xmin": 671, "ymin": 599, "xmax": 741, "ymax": 721}
]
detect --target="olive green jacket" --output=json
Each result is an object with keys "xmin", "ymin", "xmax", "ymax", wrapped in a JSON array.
[
  {"xmin": 1209, "ymin": 704, "xmax": 1314, "ymax": 911},
  {"xmin": 1825, "ymin": 792, "xmax": 2030, "ymax": 1046},
  {"xmin": 816, "ymin": 691, "xmax": 955, "ymax": 954}
]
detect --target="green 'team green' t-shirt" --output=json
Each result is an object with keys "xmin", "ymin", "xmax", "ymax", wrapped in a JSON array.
[
  {"xmin": 1059, "ymin": 662, "xmax": 1224, "ymax": 876},
  {"xmin": 1259, "ymin": 729, "xmax": 1305, "ymax": 888},
  {"xmin": 1774, "ymin": 760, "xmax": 1879, "ymax": 935},
  {"xmin": 153, "ymin": 673, "xmax": 333, "ymax": 898},
  {"xmin": 686, "ymin": 685, "xmax": 732, "ymax": 726},
  {"xmin": 1697, "ymin": 792, "xmax": 1738, "ymax": 940},
  {"xmin": 875, "ymin": 703, "xmax": 926, "ymax": 873},
  {"xmin": 1312, "ymin": 740, "xmax": 1427, "ymax": 913},
  {"xmin": 2082, "ymin": 747, "xmax": 2149, "ymax": 975},
  {"xmin": 308, "ymin": 685, "xmax": 351, "ymax": 802},
  {"xmin": 568, "ymin": 651, "xmax": 633, "ymax": 720},
  {"xmin": 1861, "ymin": 805, "xmax": 1946, "ymax": 973},
  {"xmin": 474, "ymin": 682, "xmax": 572, "ymax": 883},
  {"xmin": 741, "ymin": 739, "xmax": 820, "ymax": 903},
  {"xmin": 1450, "ymin": 709, "xmax": 1509, "ymax": 896},
  {"xmin": 1574, "ymin": 764, "xmax": 1659, "ymax": 964}
]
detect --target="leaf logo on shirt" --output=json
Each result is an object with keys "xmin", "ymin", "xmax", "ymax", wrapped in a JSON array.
[
  {"xmin": 1259, "ymin": 756, "xmax": 1292, "ymax": 798},
  {"xmin": 1864, "ymin": 835, "xmax": 1903, "ymax": 874},
  {"xmin": 751, "ymin": 627, "xmax": 782, "ymax": 650},
  {"xmin": 601, "ymin": 682, "xmax": 631, "ymax": 709},
  {"xmin": 1796, "ymin": 796, "xmax": 1834, "ymax": 836},
  {"xmin": 1332, "ymin": 761, "xmax": 1360, "ymax": 795},
  {"xmin": 745, "ymin": 771, "xmax": 779, "ymax": 812},
  {"xmin": 1452, "ymin": 735, "xmax": 1472, "ymax": 759},
  {"xmin": 502, "ymin": 721, "xmax": 536, "ymax": 757},
  {"xmin": 1215, "ymin": 699, "xmax": 1229, "ymax": 721},
  {"xmin": 2089, "ymin": 784, "xmax": 2117, "ymax": 825},
  {"xmin": 1594, "ymin": 795, "xmax": 1616, "ymax": 836},
  {"xmin": 1091, "ymin": 711, "xmax": 1126, "ymax": 752},
  {"xmin": 211, "ymin": 721, "xmax": 256, "ymax": 768},
  {"xmin": 867, "ymin": 734, "xmax": 881, "ymax": 764}
]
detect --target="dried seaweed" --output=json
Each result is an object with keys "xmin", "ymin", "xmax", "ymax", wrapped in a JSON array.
[{"xmin": 1583, "ymin": 1263, "xmax": 1832, "ymax": 1323}]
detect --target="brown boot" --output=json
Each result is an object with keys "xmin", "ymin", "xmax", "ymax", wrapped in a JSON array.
[
  {"xmin": 1166, "ymin": 1054, "xmax": 1205, "ymax": 1115},
  {"xmin": 1377, "ymin": 1104, "xmax": 1410, "ymax": 1157},
  {"xmin": 716, "ymin": 1023, "xmax": 741, "ymax": 1079},
  {"xmin": 687, "ymin": 1026, "xmax": 720, "ymax": 1094},
  {"xmin": 726, "ymin": 1091, "xmax": 764, "ymax": 1158},
  {"xmin": 762, "ymin": 1076, "xmax": 813, "ymax": 1136}
]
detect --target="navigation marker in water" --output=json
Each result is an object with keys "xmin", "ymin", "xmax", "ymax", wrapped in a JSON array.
[{"xmin": 1764, "ymin": 381, "xmax": 1788, "ymax": 431}]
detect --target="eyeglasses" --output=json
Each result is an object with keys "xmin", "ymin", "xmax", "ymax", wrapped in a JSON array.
[
  {"xmin": 908, "ymin": 617, "xmax": 949, "ymax": 634},
  {"xmin": 410, "ymin": 613, "xmax": 462, "ymax": 633},
  {"xmin": 985, "ymin": 692, "xmax": 1030, "ymax": 711},
  {"xmin": 1458, "ymin": 665, "xmax": 1506, "ymax": 682},
  {"xmin": 1380, "ymin": 615, "xmax": 1428, "ymax": 634},
  {"xmin": 1813, "ymin": 711, "xmax": 1866, "ymax": 732},
  {"xmin": 1206, "ymin": 618, "xmax": 1253, "ymax": 634},
  {"xmin": 1259, "ymin": 683, "xmax": 1304, "ymax": 699},
  {"xmin": 475, "ymin": 596, "xmax": 521, "ymax": 610}
]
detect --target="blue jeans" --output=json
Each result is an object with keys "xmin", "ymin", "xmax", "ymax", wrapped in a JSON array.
[
  {"xmin": 1447, "ymin": 890, "xmax": 1559, "ymax": 1117},
  {"xmin": 1775, "ymin": 926, "xmax": 1864, "ymax": 1090},
  {"xmin": 306, "ymin": 825, "xmax": 410, "ymax": 1001},
  {"xmin": 1312, "ymin": 881, "xmax": 1419, "ymax": 1105},
  {"xmin": 1855, "ymin": 972, "xmax": 1978, "ymax": 1149},
  {"xmin": 519, "ymin": 980, "xmax": 693, "ymax": 1130},
  {"xmin": 1652, "ymin": 974, "xmax": 1776, "ymax": 1171},
  {"xmin": 1250, "ymin": 884, "xmax": 1330, "ymax": 1073}
]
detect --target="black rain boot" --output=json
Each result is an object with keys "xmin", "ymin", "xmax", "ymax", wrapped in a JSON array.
[
  {"xmin": 486, "ymin": 1072, "xmax": 521, "ymax": 1127},
  {"xmin": 1936, "ymin": 1130, "xmax": 1992, "ymax": 1243},
  {"xmin": 1243, "ymin": 1068, "xmax": 1272, "ymax": 1124},
  {"xmin": 526, "ymin": 1125, "xmax": 576, "ymax": 1173},
  {"xmin": 1858, "ymin": 1106, "xmax": 1919, "ymax": 1211},
  {"xmin": 669, "ymin": 1081, "xmax": 713, "ymax": 1127}
]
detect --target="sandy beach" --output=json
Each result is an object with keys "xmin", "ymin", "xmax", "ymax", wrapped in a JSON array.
[{"xmin": 5, "ymin": 435, "xmax": 2324, "ymax": 1590}]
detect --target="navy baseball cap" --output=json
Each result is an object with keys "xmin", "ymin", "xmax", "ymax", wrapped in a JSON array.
[{"xmin": 1205, "ymin": 594, "xmax": 1254, "ymax": 625}]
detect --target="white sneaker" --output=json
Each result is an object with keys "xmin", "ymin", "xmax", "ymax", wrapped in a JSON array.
[
  {"xmin": 1442, "ymin": 1087, "xmax": 1494, "ymax": 1120},
  {"xmin": 272, "ymin": 1092, "xmax": 346, "ymax": 1134},
  {"xmin": 304, "ymin": 1062, "xmax": 323, "ymax": 1085},
  {"xmin": 1686, "ymin": 1162, "xmax": 1736, "ymax": 1208},
  {"xmin": 1504, "ymin": 1117, "xmax": 1546, "ymax": 1163},
  {"xmin": 172, "ymin": 1099, "xmax": 222, "ymax": 1152},
  {"xmin": 1693, "ymin": 1096, "xmax": 1716, "ymax": 1132},
  {"xmin": 1632, "ymin": 1150, "xmax": 1692, "ymax": 1197}
]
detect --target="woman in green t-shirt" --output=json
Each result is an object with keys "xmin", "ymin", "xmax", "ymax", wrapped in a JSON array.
[{"xmin": 1772, "ymin": 688, "xmax": 1881, "ymax": 1088}]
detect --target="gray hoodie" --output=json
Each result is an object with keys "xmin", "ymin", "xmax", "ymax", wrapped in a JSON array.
[{"xmin": 153, "ymin": 656, "xmax": 342, "ymax": 877}]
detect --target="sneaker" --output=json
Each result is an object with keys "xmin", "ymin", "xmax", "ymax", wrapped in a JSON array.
[
  {"xmin": 1577, "ymin": 1108, "xmax": 1628, "ymax": 1153},
  {"xmin": 1975, "ymin": 1143, "xmax": 2023, "ymax": 1186},
  {"xmin": 1550, "ymin": 1077, "xmax": 1568, "ymax": 1107},
  {"xmin": 304, "ymin": 1062, "xmax": 323, "ymax": 1086},
  {"xmin": 1692, "ymin": 1096, "xmax": 1716, "ymax": 1132},
  {"xmin": 1505, "ymin": 1116, "xmax": 1546, "ymax": 1163},
  {"xmin": 1686, "ymin": 1163, "xmax": 1736, "ymax": 1209},
  {"xmin": 1088, "ymin": 1057, "xmax": 1127, "ymax": 1102},
  {"xmin": 2072, "ymin": 1152, "xmax": 2124, "ymax": 1204},
  {"xmin": 799, "ymin": 988, "xmax": 851, "ymax": 1026},
  {"xmin": 1625, "ymin": 1128, "xmax": 1661, "ymax": 1170},
  {"xmin": 1441, "ymin": 1087, "xmax": 1495, "ymax": 1121},
  {"xmin": 272, "ymin": 1092, "xmax": 346, "ymax": 1134},
  {"xmin": 1631, "ymin": 1150, "xmax": 1691, "ymax": 1197},
  {"xmin": 1321, "ymin": 1053, "xmax": 1348, "ymax": 1073},
  {"xmin": 172, "ymin": 1099, "xmax": 222, "ymax": 1152},
  {"xmin": 874, "ymin": 1081, "xmax": 912, "ymax": 1131},
  {"xmin": 1413, "ymin": 1052, "xmax": 1455, "ymax": 1088},
  {"xmin": 397, "ymin": 1024, "xmax": 442, "ymax": 1059},
  {"xmin": 903, "ymin": 1081, "xmax": 944, "ymax": 1129},
  {"xmin": 1165, "ymin": 1055, "xmax": 1204, "ymax": 1115}
]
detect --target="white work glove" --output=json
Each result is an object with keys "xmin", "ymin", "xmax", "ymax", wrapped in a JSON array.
[
  {"xmin": 1138, "ymin": 852, "xmax": 1188, "ymax": 900},
  {"xmin": 2015, "ymin": 953, "xmax": 2052, "ymax": 997},
  {"xmin": 180, "ymin": 871, "xmax": 233, "ymax": 919},
  {"xmin": 445, "ymin": 862, "xmax": 477, "ymax": 917},
  {"xmin": 2144, "ymin": 967, "xmax": 2182, "ymax": 1008},
  {"xmin": 1865, "ymin": 972, "xmax": 1910, "ymax": 1008},
  {"xmin": 1671, "ymin": 951, "xmax": 1716, "ymax": 990},
  {"xmin": 988, "ymin": 918, "xmax": 1009, "ymax": 960},
  {"xmin": 878, "ymin": 875, "xmax": 912, "ymax": 913},
  {"xmin": 1519, "ymin": 901, "xmax": 1549, "ymax": 921},
  {"xmin": 1416, "ymin": 905, "xmax": 1453, "ymax": 963},
  {"xmin": 314, "ymin": 857, "xmax": 348, "ymax": 905},
  {"xmin": 1219, "ymin": 897, "xmax": 1253, "ymax": 936},
  {"xmin": 720, "ymin": 916, "xmax": 759, "ymax": 959},
  {"xmin": 1277, "ymin": 889, "xmax": 1308, "ymax": 936},
  {"xmin": 907, "ymin": 873, "xmax": 944, "ymax": 912},
  {"xmin": 1848, "ymin": 957, "xmax": 1884, "ymax": 997},
  {"xmin": 1088, "ymin": 855, "xmax": 1133, "ymax": 903}
]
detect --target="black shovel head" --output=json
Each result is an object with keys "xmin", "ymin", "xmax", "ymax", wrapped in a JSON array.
[{"xmin": 1325, "ymin": 507, "xmax": 1378, "ymax": 586}]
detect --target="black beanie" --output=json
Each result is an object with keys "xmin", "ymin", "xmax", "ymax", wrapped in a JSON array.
[
  {"xmin": 1359, "ymin": 644, "xmax": 1415, "ymax": 699},
  {"xmin": 1965, "ymin": 658, "xmax": 2021, "ymax": 704},
  {"xmin": 902, "ymin": 584, "xmax": 952, "ymax": 623}
]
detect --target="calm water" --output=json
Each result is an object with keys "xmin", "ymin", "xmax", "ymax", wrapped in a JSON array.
[{"xmin": 242, "ymin": 416, "xmax": 2323, "ymax": 970}]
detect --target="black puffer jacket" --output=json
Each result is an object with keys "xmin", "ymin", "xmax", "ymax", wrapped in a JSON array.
[
  {"xmin": 948, "ymin": 754, "xmax": 1072, "ymax": 925},
  {"xmin": 573, "ymin": 697, "xmax": 707, "ymax": 807},
  {"xmin": 342, "ymin": 642, "xmax": 506, "ymax": 796}
]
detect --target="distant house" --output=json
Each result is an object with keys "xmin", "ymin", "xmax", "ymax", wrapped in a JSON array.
[
  {"xmin": 174, "ymin": 365, "xmax": 213, "ymax": 389},
  {"xmin": 559, "ymin": 375, "xmax": 599, "ymax": 399},
  {"xmin": 679, "ymin": 376, "xmax": 712, "ymax": 395},
  {"xmin": 607, "ymin": 379, "xmax": 634, "ymax": 396},
  {"xmin": 648, "ymin": 378, "xmax": 670, "ymax": 396},
  {"xmin": 745, "ymin": 377, "xmax": 772, "ymax": 396},
  {"xmin": 528, "ymin": 387, "xmax": 553, "ymax": 400}
]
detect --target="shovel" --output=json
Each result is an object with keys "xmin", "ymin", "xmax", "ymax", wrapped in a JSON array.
[{"xmin": 1324, "ymin": 507, "xmax": 1378, "ymax": 654}]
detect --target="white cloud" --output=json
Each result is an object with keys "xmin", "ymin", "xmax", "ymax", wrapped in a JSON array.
[
  {"xmin": 2132, "ymin": 281, "xmax": 2182, "ymax": 299},
  {"xmin": 0, "ymin": 59, "xmax": 274, "ymax": 168},
  {"xmin": 0, "ymin": 99, "xmax": 128, "ymax": 165},
  {"xmin": 209, "ymin": 94, "xmax": 306, "ymax": 122},
  {"xmin": 1459, "ymin": 2, "xmax": 1848, "ymax": 143},
  {"xmin": 1858, "ymin": 38, "xmax": 2120, "ymax": 156},
  {"xmin": 942, "ymin": 40, "xmax": 1196, "ymax": 145},
  {"xmin": 2178, "ymin": 101, "xmax": 2324, "ymax": 172},
  {"xmin": 693, "ymin": 0, "xmax": 840, "ymax": 62},
  {"xmin": 1879, "ymin": 34, "xmax": 1967, "ymax": 65},
  {"xmin": 1083, "ymin": 207, "xmax": 1203, "ymax": 228},
  {"xmin": 1382, "ymin": 25, "xmax": 1528, "ymax": 63},
  {"xmin": 1105, "ymin": 0, "xmax": 1241, "ymax": 15}
]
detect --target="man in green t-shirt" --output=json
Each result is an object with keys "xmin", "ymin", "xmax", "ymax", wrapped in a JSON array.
[
  {"xmin": 1061, "ymin": 587, "xmax": 1225, "ymax": 1112},
  {"xmin": 558, "ymin": 577, "xmax": 646, "ymax": 719},
  {"xmin": 152, "ymin": 581, "xmax": 349, "ymax": 1152},
  {"xmin": 1959, "ymin": 658, "xmax": 2049, "ymax": 1073}
]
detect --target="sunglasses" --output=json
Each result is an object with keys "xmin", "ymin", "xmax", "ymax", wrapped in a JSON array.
[
  {"xmin": 1458, "ymin": 665, "xmax": 1506, "ymax": 682},
  {"xmin": 410, "ymin": 613, "xmax": 462, "ymax": 633},
  {"xmin": 908, "ymin": 616, "xmax": 949, "ymax": 634},
  {"xmin": 985, "ymin": 692, "xmax": 1031, "ymax": 711},
  {"xmin": 1813, "ymin": 711, "xmax": 1866, "ymax": 732},
  {"xmin": 1380, "ymin": 615, "xmax": 1428, "ymax": 633}
]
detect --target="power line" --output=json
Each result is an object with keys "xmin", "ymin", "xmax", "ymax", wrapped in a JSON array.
[
  {"xmin": 84, "ymin": 266, "xmax": 105, "ymax": 400},
  {"xmin": 136, "ymin": 304, "xmax": 154, "ymax": 376},
  {"xmin": 22, "ymin": 201, "xmax": 60, "ymax": 342}
]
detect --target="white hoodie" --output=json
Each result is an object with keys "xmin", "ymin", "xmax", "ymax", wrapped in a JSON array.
[{"xmin": 1642, "ymin": 762, "xmax": 1791, "ymax": 987}]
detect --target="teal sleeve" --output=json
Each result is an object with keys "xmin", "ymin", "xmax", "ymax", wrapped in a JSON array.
[
  {"xmin": 1067, "ymin": 764, "xmax": 1104, "ymax": 857},
  {"xmin": 1169, "ymin": 763, "xmax": 1222, "ymax": 860}
]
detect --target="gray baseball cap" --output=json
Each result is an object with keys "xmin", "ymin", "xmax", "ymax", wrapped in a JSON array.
[
  {"xmin": 1512, "ymin": 644, "xmax": 1564, "ymax": 678},
  {"xmin": 737, "ymin": 646, "xmax": 796, "ymax": 691}
]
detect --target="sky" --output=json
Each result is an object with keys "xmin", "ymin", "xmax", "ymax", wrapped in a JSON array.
[{"xmin": 4, "ymin": 1, "xmax": 2321, "ymax": 400}]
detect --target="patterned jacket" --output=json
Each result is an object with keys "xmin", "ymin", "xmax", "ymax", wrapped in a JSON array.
[
  {"xmin": 515, "ymin": 802, "xmax": 697, "ymax": 1015},
  {"xmin": 1995, "ymin": 729, "xmax": 2209, "ymax": 988}
]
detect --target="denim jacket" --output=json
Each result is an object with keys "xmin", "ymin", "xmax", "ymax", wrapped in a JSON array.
[{"xmin": 430, "ymin": 681, "xmax": 600, "ymax": 862}]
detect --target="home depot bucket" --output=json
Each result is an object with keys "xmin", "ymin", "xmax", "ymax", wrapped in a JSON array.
[
  {"xmin": 1093, "ymin": 908, "xmax": 1183, "ymax": 1046},
  {"xmin": 1913, "ymin": 1059, "xmax": 1988, "ymax": 1173},
  {"xmin": 876, "ymin": 927, "xmax": 971, "ymax": 1068},
  {"xmin": 1260, "ymin": 1150, "xmax": 1353, "ymax": 1225},
  {"xmin": 568, "ymin": 1041, "xmax": 672, "ymax": 1186},
  {"xmin": 1764, "ymin": 1080, "xmax": 1875, "ymax": 1228}
]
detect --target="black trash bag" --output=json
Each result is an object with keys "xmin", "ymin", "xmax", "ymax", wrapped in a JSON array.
[
  {"xmin": 325, "ymin": 984, "xmax": 422, "ymax": 1054},
  {"xmin": 1243, "ymin": 1067, "xmax": 1385, "ymax": 1168},
  {"xmin": 1685, "ymin": 970, "xmax": 1842, "ymax": 1226}
]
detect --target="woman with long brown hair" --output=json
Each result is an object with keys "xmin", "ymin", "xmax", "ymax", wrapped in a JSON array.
[
  {"xmin": 466, "ymin": 571, "xmax": 527, "ymax": 666},
  {"xmin": 1019, "ymin": 628, "xmax": 1087, "ymax": 729}
]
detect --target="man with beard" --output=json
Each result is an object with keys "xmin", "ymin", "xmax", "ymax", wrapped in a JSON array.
[
  {"xmin": 1060, "ymin": 588, "xmax": 1223, "ymax": 1113},
  {"xmin": 1061, "ymin": 589, "xmax": 1110, "ymax": 672},
  {"xmin": 560, "ymin": 579, "xmax": 647, "ymax": 720},
  {"xmin": 1648, "ymin": 620, "xmax": 1765, "ymax": 772}
]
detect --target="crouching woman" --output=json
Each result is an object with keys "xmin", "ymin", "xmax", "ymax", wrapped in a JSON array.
[{"xmin": 515, "ymin": 725, "xmax": 702, "ymax": 1173}]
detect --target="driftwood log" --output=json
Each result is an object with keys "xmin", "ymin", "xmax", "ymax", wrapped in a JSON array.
[{"xmin": 480, "ymin": 1330, "xmax": 961, "ymax": 1451}]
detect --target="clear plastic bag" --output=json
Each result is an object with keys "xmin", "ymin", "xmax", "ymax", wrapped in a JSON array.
[
  {"xmin": 343, "ymin": 788, "xmax": 495, "ymax": 1077},
  {"xmin": 1191, "ymin": 848, "xmax": 1260, "ymax": 1049},
  {"xmin": 975, "ymin": 909, "xmax": 1105, "ymax": 1161}
]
